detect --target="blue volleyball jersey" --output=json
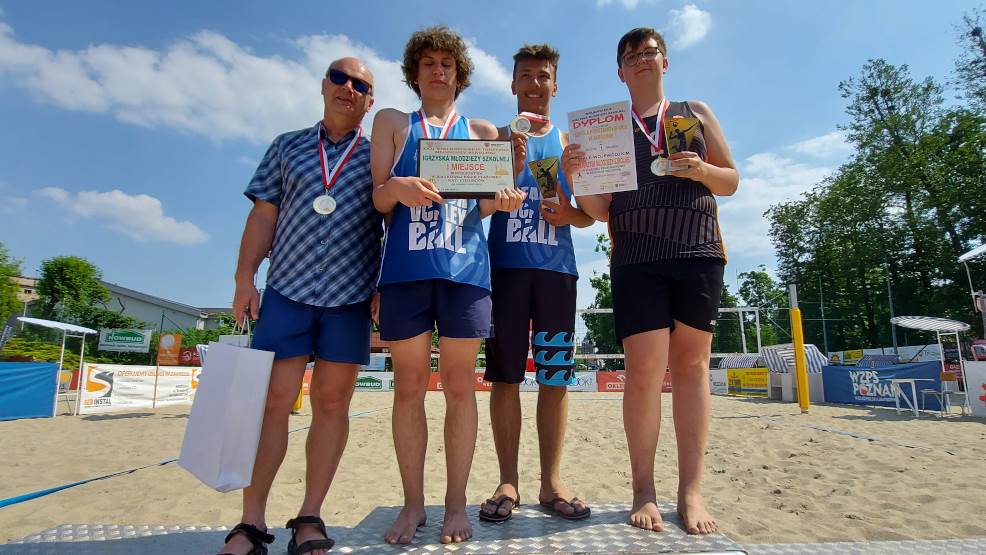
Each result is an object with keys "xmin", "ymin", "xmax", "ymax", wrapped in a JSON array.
[
  {"xmin": 488, "ymin": 126, "xmax": 577, "ymax": 277},
  {"xmin": 377, "ymin": 111, "xmax": 492, "ymax": 290}
]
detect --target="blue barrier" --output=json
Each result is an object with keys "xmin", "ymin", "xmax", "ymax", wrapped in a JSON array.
[{"xmin": 0, "ymin": 362, "xmax": 58, "ymax": 421}]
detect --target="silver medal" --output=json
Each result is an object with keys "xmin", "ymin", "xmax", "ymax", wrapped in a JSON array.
[
  {"xmin": 313, "ymin": 194, "xmax": 337, "ymax": 215},
  {"xmin": 510, "ymin": 115, "xmax": 532, "ymax": 135},
  {"xmin": 650, "ymin": 158, "xmax": 669, "ymax": 176}
]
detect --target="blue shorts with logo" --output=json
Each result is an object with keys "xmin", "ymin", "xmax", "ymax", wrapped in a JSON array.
[
  {"xmin": 251, "ymin": 287, "xmax": 371, "ymax": 364},
  {"xmin": 378, "ymin": 279, "xmax": 493, "ymax": 341}
]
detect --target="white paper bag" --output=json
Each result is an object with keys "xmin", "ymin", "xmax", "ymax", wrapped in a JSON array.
[{"xmin": 178, "ymin": 340, "xmax": 274, "ymax": 492}]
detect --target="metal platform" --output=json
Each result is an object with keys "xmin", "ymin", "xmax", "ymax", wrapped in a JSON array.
[
  {"xmin": 3, "ymin": 502, "xmax": 745, "ymax": 554},
  {"xmin": 6, "ymin": 503, "xmax": 986, "ymax": 554}
]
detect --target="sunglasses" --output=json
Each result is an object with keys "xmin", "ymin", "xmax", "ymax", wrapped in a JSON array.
[{"xmin": 327, "ymin": 69, "xmax": 372, "ymax": 95}]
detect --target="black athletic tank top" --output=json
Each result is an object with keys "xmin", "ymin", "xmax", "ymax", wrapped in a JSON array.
[{"xmin": 609, "ymin": 100, "xmax": 726, "ymax": 268}]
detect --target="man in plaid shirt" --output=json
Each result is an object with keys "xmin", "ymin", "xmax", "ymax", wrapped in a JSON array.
[{"xmin": 220, "ymin": 57, "xmax": 381, "ymax": 555}]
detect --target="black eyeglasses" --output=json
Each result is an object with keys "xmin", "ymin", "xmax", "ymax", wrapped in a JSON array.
[
  {"xmin": 622, "ymin": 48, "xmax": 662, "ymax": 67},
  {"xmin": 327, "ymin": 69, "xmax": 372, "ymax": 95}
]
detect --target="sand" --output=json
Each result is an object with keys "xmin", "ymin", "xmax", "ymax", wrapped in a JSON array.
[{"xmin": 2, "ymin": 392, "xmax": 985, "ymax": 545}]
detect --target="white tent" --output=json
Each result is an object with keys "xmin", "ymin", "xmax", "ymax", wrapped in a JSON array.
[{"xmin": 17, "ymin": 317, "xmax": 96, "ymax": 417}]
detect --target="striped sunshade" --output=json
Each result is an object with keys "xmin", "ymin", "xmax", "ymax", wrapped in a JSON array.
[
  {"xmin": 889, "ymin": 316, "xmax": 970, "ymax": 333},
  {"xmin": 760, "ymin": 343, "xmax": 828, "ymax": 374}
]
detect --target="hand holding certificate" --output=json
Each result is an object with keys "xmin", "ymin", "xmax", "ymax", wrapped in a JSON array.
[
  {"xmin": 418, "ymin": 139, "xmax": 516, "ymax": 199},
  {"xmin": 565, "ymin": 101, "xmax": 637, "ymax": 196}
]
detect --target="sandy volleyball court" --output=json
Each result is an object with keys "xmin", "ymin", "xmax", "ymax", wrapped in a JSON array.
[{"xmin": 1, "ymin": 392, "xmax": 985, "ymax": 545}]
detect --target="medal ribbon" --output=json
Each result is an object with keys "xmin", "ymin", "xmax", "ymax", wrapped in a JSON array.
[
  {"xmin": 318, "ymin": 123, "xmax": 363, "ymax": 193},
  {"xmin": 418, "ymin": 109, "xmax": 459, "ymax": 139},
  {"xmin": 631, "ymin": 98, "xmax": 670, "ymax": 154},
  {"xmin": 519, "ymin": 111, "xmax": 549, "ymax": 124}
]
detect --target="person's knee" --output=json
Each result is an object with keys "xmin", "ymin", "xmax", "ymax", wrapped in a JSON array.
[
  {"xmin": 265, "ymin": 379, "xmax": 301, "ymax": 414},
  {"xmin": 394, "ymin": 374, "xmax": 429, "ymax": 403},
  {"xmin": 310, "ymin": 381, "xmax": 353, "ymax": 417},
  {"xmin": 670, "ymin": 356, "xmax": 709, "ymax": 379},
  {"xmin": 441, "ymin": 373, "xmax": 476, "ymax": 401},
  {"xmin": 537, "ymin": 383, "xmax": 567, "ymax": 400}
]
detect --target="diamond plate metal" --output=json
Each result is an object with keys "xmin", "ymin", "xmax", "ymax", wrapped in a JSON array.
[
  {"xmin": 744, "ymin": 538, "xmax": 986, "ymax": 554},
  {"xmin": 3, "ymin": 502, "xmax": 745, "ymax": 554}
]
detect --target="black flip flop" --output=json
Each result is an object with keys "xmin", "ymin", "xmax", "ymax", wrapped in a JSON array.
[
  {"xmin": 285, "ymin": 516, "xmax": 335, "ymax": 554},
  {"xmin": 217, "ymin": 523, "xmax": 275, "ymax": 555},
  {"xmin": 478, "ymin": 495, "xmax": 520, "ymax": 523},
  {"xmin": 540, "ymin": 497, "xmax": 591, "ymax": 521}
]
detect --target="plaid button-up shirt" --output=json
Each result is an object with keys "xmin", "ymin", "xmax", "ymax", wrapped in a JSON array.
[{"xmin": 245, "ymin": 122, "xmax": 382, "ymax": 308}]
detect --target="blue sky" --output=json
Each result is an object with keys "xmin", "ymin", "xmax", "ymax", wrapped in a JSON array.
[{"xmin": 0, "ymin": 0, "xmax": 980, "ymax": 310}]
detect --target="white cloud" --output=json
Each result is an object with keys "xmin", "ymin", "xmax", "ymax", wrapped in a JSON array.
[
  {"xmin": 464, "ymin": 40, "xmax": 513, "ymax": 100},
  {"xmin": 0, "ymin": 23, "xmax": 511, "ymax": 143},
  {"xmin": 36, "ymin": 187, "xmax": 208, "ymax": 245},
  {"xmin": 718, "ymin": 147, "xmax": 836, "ymax": 258},
  {"xmin": 597, "ymin": 0, "xmax": 644, "ymax": 9},
  {"xmin": 667, "ymin": 4, "xmax": 712, "ymax": 50},
  {"xmin": 785, "ymin": 130, "xmax": 852, "ymax": 159}
]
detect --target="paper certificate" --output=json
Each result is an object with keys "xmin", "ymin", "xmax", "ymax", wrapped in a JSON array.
[
  {"xmin": 418, "ymin": 139, "xmax": 515, "ymax": 199},
  {"xmin": 566, "ymin": 101, "xmax": 637, "ymax": 196}
]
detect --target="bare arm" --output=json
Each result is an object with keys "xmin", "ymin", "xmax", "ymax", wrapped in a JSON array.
[
  {"xmin": 232, "ymin": 200, "xmax": 278, "ymax": 322},
  {"xmin": 668, "ymin": 100, "xmax": 739, "ymax": 196},
  {"xmin": 543, "ymin": 131, "xmax": 594, "ymax": 228},
  {"xmin": 371, "ymin": 109, "xmax": 443, "ymax": 214},
  {"xmin": 474, "ymin": 118, "xmax": 525, "ymax": 217}
]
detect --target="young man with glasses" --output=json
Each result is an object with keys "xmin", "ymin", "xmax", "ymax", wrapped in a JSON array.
[
  {"xmin": 567, "ymin": 28, "xmax": 739, "ymax": 535},
  {"xmin": 478, "ymin": 43, "xmax": 594, "ymax": 525},
  {"xmin": 370, "ymin": 26, "xmax": 525, "ymax": 546},
  {"xmin": 220, "ymin": 57, "xmax": 380, "ymax": 555}
]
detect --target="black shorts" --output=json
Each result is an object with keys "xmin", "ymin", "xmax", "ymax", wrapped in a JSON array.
[
  {"xmin": 484, "ymin": 268, "xmax": 577, "ymax": 386},
  {"xmin": 611, "ymin": 259, "xmax": 724, "ymax": 341}
]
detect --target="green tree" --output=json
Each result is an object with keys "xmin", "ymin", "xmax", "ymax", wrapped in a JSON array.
[
  {"xmin": 0, "ymin": 242, "xmax": 22, "ymax": 321},
  {"xmin": 36, "ymin": 256, "xmax": 110, "ymax": 321},
  {"xmin": 582, "ymin": 234, "xmax": 621, "ymax": 369},
  {"xmin": 955, "ymin": 8, "xmax": 986, "ymax": 112}
]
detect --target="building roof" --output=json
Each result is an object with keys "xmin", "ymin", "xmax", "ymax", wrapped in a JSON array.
[{"xmin": 101, "ymin": 281, "xmax": 213, "ymax": 318}]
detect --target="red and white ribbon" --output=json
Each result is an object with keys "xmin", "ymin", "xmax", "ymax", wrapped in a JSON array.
[
  {"xmin": 631, "ymin": 98, "xmax": 670, "ymax": 155},
  {"xmin": 317, "ymin": 123, "xmax": 363, "ymax": 192},
  {"xmin": 418, "ymin": 109, "xmax": 459, "ymax": 139}
]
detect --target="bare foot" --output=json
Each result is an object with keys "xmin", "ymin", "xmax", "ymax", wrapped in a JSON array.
[
  {"xmin": 384, "ymin": 505, "xmax": 426, "ymax": 545},
  {"xmin": 677, "ymin": 491, "xmax": 717, "ymax": 535},
  {"xmin": 216, "ymin": 523, "xmax": 267, "ymax": 555},
  {"xmin": 440, "ymin": 508, "xmax": 473, "ymax": 544},
  {"xmin": 480, "ymin": 483, "xmax": 519, "ymax": 518},
  {"xmin": 629, "ymin": 492, "xmax": 664, "ymax": 532},
  {"xmin": 540, "ymin": 482, "xmax": 589, "ymax": 518}
]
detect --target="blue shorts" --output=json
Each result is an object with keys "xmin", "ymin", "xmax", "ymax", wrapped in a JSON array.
[
  {"xmin": 378, "ymin": 279, "xmax": 493, "ymax": 341},
  {"xmin": 251, "ymin": 287, "xmax": 371, "ymax": 364}
]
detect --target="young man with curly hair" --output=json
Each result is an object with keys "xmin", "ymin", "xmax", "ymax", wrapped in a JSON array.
[{"xmin": 370, "ymin": 26, "xmax": 525, "ymax": 545}]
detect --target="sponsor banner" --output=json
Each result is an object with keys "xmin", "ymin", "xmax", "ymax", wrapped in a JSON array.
[
  {"xmin": 726, "ymin": 368, "xmax": 768, "ymax": 397},
  {"xmin": 426, "ymin": 372, "xmax": 493, "ymax": 391},
  {"xmin": 156, "ymin": 334, "xmax": 183, "ymax": 366},
  {"xmin": 821, "ymin": 361, "xmax": 942, "ymax": 410},
  {"xmin": 79, "ymin": 364, "xmax": 200, "ymax": 413},
  {"xmin": 79, "ymin": 364, "xmax": 157, "ymax": 414},
  {"xmin": 0, "ymin": 314, "xmax": 18, "ymax": 354},
  {"xmin": 966, "ymin": 361, "xmax": 986, "ymax": 418},
  {"xmin": 179, "ymin": 347, "xmax": 201, "ymax": 366},
  {"xmin": 98, "ymin": 329, "xmax": 153, "ymax": 353},
  {"xmin": 155, "ymin": 367, "xmax": 196, "ymax": 407},
  {"xmin": 355, "ymin": 372, "xmax": 393, "ymax": 391},
  {"xmin": 595, "ymin": 371, "xmax": 671, "ymax": 393},
  {"xmin": 360, "ymin": 354, "xmax": 387, "ymax": 372},
  {"xmin": 57, "ymin": 369, "xmax": 79, "ymax": 394},
  {"xmin": 710, "ymin": 369, "xmax": 728, "ymax": 395},
  {"xmin": 596, "ymin": 371, "xmax": 626, "ymax": 392},
  {"xmin": 569, "ymin": 372, "xmax": 597, "ymax": 392}
]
